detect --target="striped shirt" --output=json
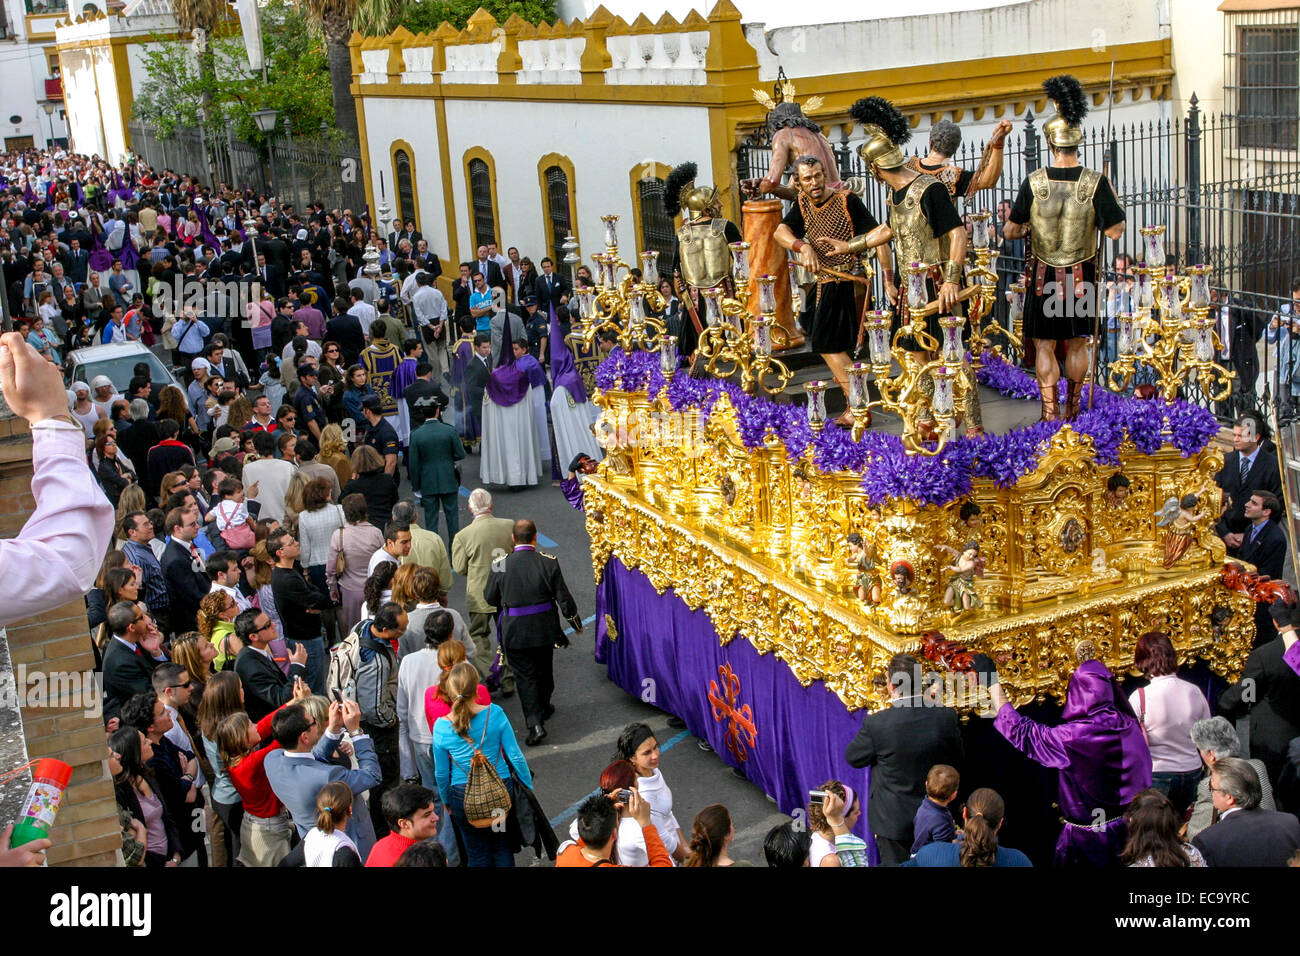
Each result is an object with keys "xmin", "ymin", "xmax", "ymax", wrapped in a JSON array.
[{"xmin": 122, "ymin": 539, "xmax": 170, "ymax": 610}]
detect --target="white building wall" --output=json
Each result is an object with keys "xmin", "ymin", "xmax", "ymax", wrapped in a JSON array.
[
  {"xmin": 361, "ymin": 97, "xmax": 711, "ymax": 266},
  {"xmin": 61, "ymin": 48, "xmax": 105, "ymax": 156},
  {"xmin": 1169, "ymin": 0, "xmax": 1224, "ymax": 116}
]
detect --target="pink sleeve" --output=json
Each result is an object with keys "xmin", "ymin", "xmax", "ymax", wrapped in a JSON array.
[{"xmin": 0, "ymin": 427, "xmax": 116, "ymax": 625}]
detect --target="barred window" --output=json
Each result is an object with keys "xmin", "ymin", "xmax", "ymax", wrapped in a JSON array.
[
  {"xmin": 544, "ymin": 165, "xmax": 571, "ymax": 266},
  {"xmin": 1230, "ymin": 24, "xmax": 1299, "ymax": 149},
  {"xmin": 469, "ymin": 157, "xmax": 495, "ymax": 248},
  {"xmin": 394, "ymin": 148, "xmax": 416, "ymax": 231},
  {"xmin": 637, "ymin": 177, "xmax": 676, "ymax": 265}
]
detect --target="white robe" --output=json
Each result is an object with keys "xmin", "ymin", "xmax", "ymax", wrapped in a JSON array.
[
  {"xmin": 529, "ymin": 380, "xmax": 552, "ymax": 466},
  {"xmin": 550, "ymin": 385, "xmax": 603, "ymax": 471},
  {"xmin": 479, "ymin": 388, "xmax": 542, "ymax": 487}
]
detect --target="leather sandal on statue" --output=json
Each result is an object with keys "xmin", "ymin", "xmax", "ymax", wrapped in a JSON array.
[
  {"xmin": 1064, "ymin": 380, "xmax": 1084, "ymax": 422},
  {"xmin": 1040, "ymin": 387, "xmax": 1060, "ymax": 423},
  {"xmin": 833, "ymin": 410, "xmax": 855, "ymax": 428}
]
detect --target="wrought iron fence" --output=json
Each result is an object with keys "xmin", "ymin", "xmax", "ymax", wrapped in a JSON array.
[
  {"xmin": 736, "ymin": 99, "xmax": 1300, "ymax": 424},
  {"xmin": 128, "ymin": 121, "xmax": 365, "ymax": 215}
]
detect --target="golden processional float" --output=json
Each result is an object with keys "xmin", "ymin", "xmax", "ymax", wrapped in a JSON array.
[{"xmin": 567, "ymin": 212, "xmax": 1256, "ymax": 716}]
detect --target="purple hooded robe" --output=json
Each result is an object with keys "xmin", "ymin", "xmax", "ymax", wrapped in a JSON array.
[{"xmin": 994, "ymin": 659, "xmax": 1152, "ymax": 866}]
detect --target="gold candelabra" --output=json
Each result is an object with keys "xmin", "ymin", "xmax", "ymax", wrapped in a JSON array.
[
  {"xmin": 1105, "ymin": 225, "xmax": 1234, "ymax": 402},
  {"xmin": 568, "ymin": 214, "xmax": 669, "ymax": 356},
  {"xmin": 692, "ymin": 242, "xmax": 793, "ymax": 395}
]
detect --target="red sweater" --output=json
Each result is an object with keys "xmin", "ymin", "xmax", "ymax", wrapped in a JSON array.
[
  {"xmin": 424, "ymin": 683, "xmax": 491, "ymax": 731},
  {"xmin": 365, "ymin": 832, "xmax": 416, "ymax": 867},
  {"xmin": 226, "ymin": 704, "xmax": 288, "ymax": 818},
  {"xmin": 555, "ymin": 825, "xmax": 673, "ymax": 868}
]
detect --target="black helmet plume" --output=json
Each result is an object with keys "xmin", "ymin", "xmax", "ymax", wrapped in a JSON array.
[
  {"xmin": 849, "ymin": 97, "xmax": 911, "ymax": 146},
  {"xmin": 1043, "ymin": 75, "xmax": 1088, "ymax": 127},
  {"xmin": 663, "ymin": 161, "xmax": 698, "ymax": 217}
]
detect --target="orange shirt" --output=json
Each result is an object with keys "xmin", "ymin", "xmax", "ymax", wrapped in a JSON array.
[{"xmin": 555, "ymin": 824, "xmax": 673, "ymax": 867}]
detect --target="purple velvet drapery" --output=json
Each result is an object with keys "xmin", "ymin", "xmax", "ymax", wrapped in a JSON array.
[{"xmin": 595, "ymin": 556, "xmax": 877, "ymax": 862}]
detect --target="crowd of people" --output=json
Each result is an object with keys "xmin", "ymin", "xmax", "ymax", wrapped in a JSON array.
[{"xmin": 2, "ymin": 143, "xmax": 1300, "ymax": 870}]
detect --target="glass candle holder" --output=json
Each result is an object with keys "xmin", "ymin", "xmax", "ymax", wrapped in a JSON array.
[
  {"xmin": 1117, "ymin": 312, "xmax": 1135, "ymax": 356},
  {"xmin": 804, "ymin": 381, "xmax": 829, "ymax": 428},
  {"xmin": 730, "ymin": 241, "xmax": 751, "ymax": 283},
  {"xmin": 579, "ymin": 289, "xmax": 596, "ymax": 321},
  {"xmin": 628, "ymin": 291, "xmax": 646, "ymax": 328},
  {"xmin": 703, "ymin": 288, "xmax": 724, "ymax": 327},
  {"xmin": 847, "ymin": 363, "xmax": 871, "ymax": 411},
  {"xmin": 752, "ymin": 317, "xmax": 773, "ymax": 357},
  {"xmin": 1007, "ymin": 282, "xmax": 1026, "ymax": 325},
  {"xmin": 865, "ymin": 310, "xmax": 893, "ymax": 368},
  {"xmin": 939, "ymin": 315, "xmax": 965, "ymax": 365},
  {"xmin": 906, "ymin": 262, "xmax": 928, "ymax": 310},
  {"xmin": 931, "ymin": 366, "xmax": 955, "ymax": 417},
  {"xmin": 640, "ymin": 250, "xmax": 659, "ymax": 286},
  {"xmin": 1136, "ymin": 269, "xmax": 1154, "ymax": 309},
  {"xmin": 1187, "ymin": 265, "xmax": 1210, "ymax": 309},
  {"xmin": 757, "ymin": 274, "xmax": 777, "ymax": 314},
  {"xmin": 1159, "ymin": 276, "xmax": 1181, "ymax": 317},
  {"xmin": 659, "ymin": 334, "xmax": 678, "ymax": 375},
  {"xmin": 1192, "ymin": 317, "xmax": 1215, "ymax": 362},
  {"xmin": 970, "ymin": 211, "xmax": 991, "ymax": 250},
  {"xmin": 602, "ymin": 214, "xmax": 619, "ymax": 250},
  {"xmin": 1141, "ymin": 225, "xmax": 1166, "ymax": 266}
]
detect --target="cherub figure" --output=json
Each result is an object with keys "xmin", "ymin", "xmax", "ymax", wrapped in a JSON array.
[
  {"xmin": 1103, "ymin": 472, "xmax": 1130, "ymax": 509},
  {"xmin": 1155, "ymin": 492, "xmax": 1206, "ymax": 569},
  {"xmin": 847, "ymin": 532, "xmax": 882, "ymax": 605},
  {"xmin": 939, "ymin": 539, "xmax": 986, "ymax": 612}
]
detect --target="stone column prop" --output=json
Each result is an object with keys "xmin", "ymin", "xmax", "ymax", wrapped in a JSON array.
[{"xmin": 743, "ymin": 198, "xmax": 802, "ymax": 348}]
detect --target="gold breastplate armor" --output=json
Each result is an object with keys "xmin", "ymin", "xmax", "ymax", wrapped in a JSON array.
[
  {"xmin": 799, "ymin": 190, "xmax": 858, "ymax": 282},
  {"xmin": 677, "ymin": 218, "xmax": 734, "ymax": 289},
  {"xmin": 888, "ymin": 174, "xmax": 949, "ymax": 268},
  {"xmin": 1027, "ymin": 167, "xmax": 1101, "ymax": 267}
]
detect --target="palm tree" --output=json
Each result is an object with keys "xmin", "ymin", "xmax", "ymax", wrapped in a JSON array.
[
  {"xmin": 298, "ymin": 0, "xmax": 364, "ymax": 141},
  {"xmin": 171, "ymin": 0, "xmax": 227, "ymax": 91}
]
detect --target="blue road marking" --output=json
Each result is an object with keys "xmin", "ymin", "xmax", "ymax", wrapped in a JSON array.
[
  {"xmin": 547, "ymin": 729, "xmax": 691, "ymax": 828},
  {"xmin": 562, "ymin": 613, "xmax": 597, "ymax": 636}
]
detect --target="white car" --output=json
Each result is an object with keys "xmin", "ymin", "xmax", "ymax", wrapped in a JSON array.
[{"xmin": 64, "ymin": 342, "xmax": 183, "ymax": 396}]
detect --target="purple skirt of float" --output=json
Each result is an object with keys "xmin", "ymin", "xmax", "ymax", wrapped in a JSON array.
[{"xmin": 594, "ymin": 556, "xmax": 877, "ymax": 864}]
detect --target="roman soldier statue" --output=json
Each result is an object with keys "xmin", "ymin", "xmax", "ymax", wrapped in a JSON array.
[
  {"xmin": 665, "ymin": 161, "xmax": 742, "ymax": 364},
  {"xmin": 773, "ymin": 154, "xmax": 889, "ymax": 427},
  {"xmin": 905, "ymin": 118, "xmax": 1013, "ymax": 206},
  {"xmin": 818, "ymin": 97, "xmax": 982, "ymax": 435},
  {"xmin": 1002, "ymin": 75, "xmax": 1126, "ymax": 421}
]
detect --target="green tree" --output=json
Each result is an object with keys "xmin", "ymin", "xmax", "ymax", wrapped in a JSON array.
[{"xmin": 399, "ymin": 0, "xmax": 557, "ymax": 34}]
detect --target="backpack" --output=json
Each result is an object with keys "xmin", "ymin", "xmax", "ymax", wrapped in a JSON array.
[
  {"xmin": 326, "ymin": 621, "xmax": 397, "ymax": 728},
  {"xmin": 448, "ymin": 710, "xmax": 512, "ymax": 829}
]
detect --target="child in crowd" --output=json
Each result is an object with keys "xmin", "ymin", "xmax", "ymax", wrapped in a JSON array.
[{"xmin": 911, "ymin": 763, "xmax": 959, "ymax": 855}]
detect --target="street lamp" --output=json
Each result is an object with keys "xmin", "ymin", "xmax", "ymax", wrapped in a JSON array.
[
  {"xmin": 251, "ymin": 108, "xmax": 280, "ymax": 200},
  {"xmin": 38, "ymin": 100, "xmax": 56, "ymax": 147}
]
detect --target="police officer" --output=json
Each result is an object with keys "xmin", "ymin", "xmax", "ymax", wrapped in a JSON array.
[
  {"xmin": 484, "ymin": 519, "xmax": 582, "ymax": 746},
  {"xmin": 293, "ymin": 363, "xmax": 330, "ymax": 443}
]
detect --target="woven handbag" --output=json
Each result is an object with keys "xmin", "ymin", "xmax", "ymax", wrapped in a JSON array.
[{"xmin": 456, "ymin": 711, "xmax": 512, "ymax": 828}]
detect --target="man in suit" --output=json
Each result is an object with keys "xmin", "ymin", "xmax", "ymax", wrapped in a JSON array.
[
  {"xmin": 233, "ymin": 608, "xmax": 309, "ymax": 722},
  {"xmin": 1192, "ymin": 757, "xmax": 1300, "ymax": 866},
  {"xmin": 451, "ymin": 488, "xmax": 516, "ymax": 689},
  {"xmin": 535, "ymin": 256, "xmax": 570, "ymax": 316},
  {"xmin": 1236, "ymin": 491, "xmax": 1288, "ymax": 581},
  {"xmin": 472, "ymin": 245, "xmax": 505, "ymax": 291},
  {"xmin": 254, "ymin": 251, "xmax": 288, "ymax": 299},
  {"xmin": 1236, "ymin": 491, "xmax": 1290, "ymax": 645},
  {"xmin": 160, "ymin": 507, "xmax": 214, "ymax": 635},
  {"xmin": 463, "ymin": 333, "xmax": 492, "ymax": 441},
  {"xmin": 62, "ymin": 237, "xmax": 91, "ymax": 284},
  {"xmin": 102, "ymin": 602, "xmax": 167, "ymax": 724},
  {"xmin": 264, "ymin": 698, "xmax": 382, "ymax": 858},
  {"xmin": 845, "ymin": 653, "xmax": 964, "ymax": 865},
  {"xmin": 484, "ymin": 519, "xmax": 583, "ymax": 745},
  {"xmin": 326, "ymin": 304, "xmax": 366, "ymax": 367},
  {"xmin": 1216, "ymin": 413, "xmax": 1283, "ymax": 549},
  {"xmin": 1219, "ymin": 601, "xmax": 1300, "ymax": 788},
  {"xmin": 408, "ymin": 393, "xmax": 466, "ymax": 543}
]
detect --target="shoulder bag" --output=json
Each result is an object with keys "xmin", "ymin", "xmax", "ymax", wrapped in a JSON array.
[{"xmin": 453, "ymin": 709, "xmax": 512, "ymax": 828}]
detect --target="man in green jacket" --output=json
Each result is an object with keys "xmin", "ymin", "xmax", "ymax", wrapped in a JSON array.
[{"xmin": 407, "ymin": 393, "xmax": 466, "ymax": 543}]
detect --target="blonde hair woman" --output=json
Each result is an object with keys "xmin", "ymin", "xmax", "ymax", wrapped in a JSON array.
[
  {"xmin": 318, "ymin": 423, "xmax": 352, "ymax": 491},
  {"xmin": 430, "ymin": 662, "xmax": 532, "ymax": 867},
  {"xmin": 197, "ymin": 590, "xmax": 240, "ymax": 672}
]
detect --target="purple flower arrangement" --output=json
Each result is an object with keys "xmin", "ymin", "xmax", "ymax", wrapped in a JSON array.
[{"xmin": 595, "ymin": 353, "xmax": 1221, "ymax": 507}]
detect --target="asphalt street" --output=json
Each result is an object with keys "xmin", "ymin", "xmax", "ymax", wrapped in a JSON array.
[{"xmin": 422, "ymin": 450, "xmax": 789, "ymax": 866}]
